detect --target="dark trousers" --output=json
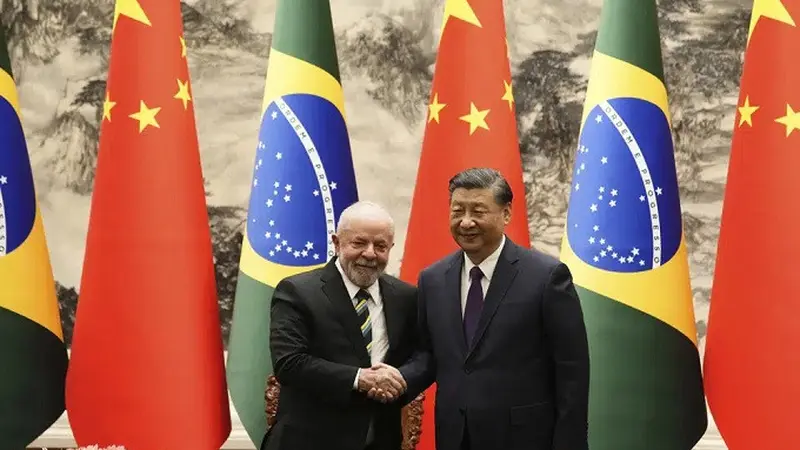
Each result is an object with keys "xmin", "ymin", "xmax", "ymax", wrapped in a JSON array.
[{"xmin": 461, "ymin": 426, "xmax": 471, "ymax": 450}]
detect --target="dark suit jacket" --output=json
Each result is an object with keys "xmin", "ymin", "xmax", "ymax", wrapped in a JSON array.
[
  {"xmin": 399, "ymin": 238, "xmax": 590, "ymax": 450},
  {"xmin": 261, "ymin": 257, "xmax": 418, "ymax": 450}
]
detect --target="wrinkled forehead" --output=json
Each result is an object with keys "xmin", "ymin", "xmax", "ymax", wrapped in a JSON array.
[
  {"xmin": 340, "ymin": 218, "xmax": 394, "ymax": 242},
  {"xmin": 450, "ymin": 188, "xmax": 501, "ymax": 209}
]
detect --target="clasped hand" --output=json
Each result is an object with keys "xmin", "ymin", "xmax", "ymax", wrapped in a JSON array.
[{"xmin": 357, "ymin": 362, "xmax": 407, "ymax": 403}]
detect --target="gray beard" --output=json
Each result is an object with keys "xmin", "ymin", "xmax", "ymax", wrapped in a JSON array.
[{"xmin": 344, "ymin": 262, "xmax": 381, "ymax": 288}]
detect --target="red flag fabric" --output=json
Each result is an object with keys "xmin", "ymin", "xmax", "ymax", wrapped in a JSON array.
[
  {"xmin": 703, "ymin": 1, "xmax": 800, "ymax": 447},
  {"xmin": 64, "ymin": 0, "xmax": 231, "ymax": 448},
  {"xmin": 399, "ymin": 0, "xmax": 530, "ymax": 448}
]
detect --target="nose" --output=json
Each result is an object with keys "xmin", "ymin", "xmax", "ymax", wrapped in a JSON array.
[
  {"xmin": 459, "ymin": 216, "xmax": 476, "ymax": 229},
  {"xmin": 362, "ymin": 244, "xmax": 377, "ymax": 259}
]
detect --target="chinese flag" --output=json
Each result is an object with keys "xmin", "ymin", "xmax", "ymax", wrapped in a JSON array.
[
  {"xmin": 64, "ymin": 1, "xmax": 231, "ymax": 448},
  {"xmin": 703, "ymin": 0, "xmax": 800, "ymax": 448},
  {"xmin": 399, "ymin": 0, "xmax": 530, "ymax": 448}
]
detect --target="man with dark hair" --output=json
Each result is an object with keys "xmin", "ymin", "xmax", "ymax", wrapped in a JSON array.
[{"xmin": 387, "ymin": 167, "xmax": 590, "ymax": 450}]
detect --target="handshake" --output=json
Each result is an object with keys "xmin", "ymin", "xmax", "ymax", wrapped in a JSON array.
[{"xmin": 357, "ymin": 362, "xmax": 407, "ymax": 403}]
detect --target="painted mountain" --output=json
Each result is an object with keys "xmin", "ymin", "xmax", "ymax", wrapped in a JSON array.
[{"xmin": 0, "ymin": 0, "xmax": 746, "ymax": 366}]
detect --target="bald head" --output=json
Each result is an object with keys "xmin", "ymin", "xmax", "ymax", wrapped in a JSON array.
[{"xmin": 332, "ymin": 201, "xmax": 395, "ymax": 288}]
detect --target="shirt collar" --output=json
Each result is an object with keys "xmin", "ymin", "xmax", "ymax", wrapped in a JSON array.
[
  {"xmin": 463, "ymin": 235, "xmax": 506, "ymax": 281},
  {"xmin": 335, "ymin": 258, "xmax": 381, "ymax": 304}
]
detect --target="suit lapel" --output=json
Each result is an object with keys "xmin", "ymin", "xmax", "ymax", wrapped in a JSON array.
[
  {"xmin": 320, "ymin": 259, "xmax": 370, "ymax": 366},
  {"xmin": 444, "ymin": 253, "xmax": 469, "ymax": 359},
  {"xmin": 379, "ymin": 277, "xmax": 402, "ymax": 360},
  {"xmin": 466, "ymin": 239, "xmax": 520, "ymax": 361}
]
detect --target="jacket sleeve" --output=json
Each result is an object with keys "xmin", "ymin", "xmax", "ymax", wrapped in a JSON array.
[
  {"xmin": 398, "ymin": 272, "xmax": 436, "ymax": 405},
  {"xmin": 269, "ymin": 278, "xmax": 360, "ymax": 407},
  {"xmin": 542, "ymin": 262, "xmax": 590, "ymax": 450}
]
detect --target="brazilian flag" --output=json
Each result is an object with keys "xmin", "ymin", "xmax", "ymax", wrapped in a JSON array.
[
  {"xmin": 559, "ymin": 1, "xmax": 707, "ymax": 448},
  {"xmin": 0, "ymin": 28, "xmax": 68, "ymax": 447},
  {"xmin": 226, "ymin": 0, "xmax": 359, "ymax": 445}
]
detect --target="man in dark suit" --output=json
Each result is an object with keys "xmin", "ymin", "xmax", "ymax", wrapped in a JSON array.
[
  {"xmin": 393, "ymin": 168, "xmax": 590, "ymax": 450},
  {"xmin": 262, "ymin": 201, "xmax": 417, "ymax": 450}
]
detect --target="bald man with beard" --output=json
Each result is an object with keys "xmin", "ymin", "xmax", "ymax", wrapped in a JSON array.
[{"xmin": 262, "ymin": 201, "xmax": 419, "ymax": 450}]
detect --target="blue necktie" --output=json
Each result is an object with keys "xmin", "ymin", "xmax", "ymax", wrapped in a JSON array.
[{"xmin": 463, "ymin": 266, "xmax": 484, "ymax": 346}]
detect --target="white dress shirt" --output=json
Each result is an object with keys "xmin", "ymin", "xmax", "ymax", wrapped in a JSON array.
[
  {"xmin": 335, "ymin": 259, "xmax": 389, "ymax": 388},
  {"xmin": 336, "ymin": 259, "xmax": 386, "ymax": 445},
  {"xmin": 461, "ymin": 235, "xmax": 506, "ymax": 316}
]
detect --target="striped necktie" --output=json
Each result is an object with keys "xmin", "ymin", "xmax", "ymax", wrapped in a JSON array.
[{"xmin": 355, "ymin": 289, "xmax": 373, "ymax": 355}]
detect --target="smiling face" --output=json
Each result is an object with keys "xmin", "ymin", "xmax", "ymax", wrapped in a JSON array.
[
  {"xmin": 449, "ymin": 187, "xmax": 510, "ymax": 263},
  {"xmin": 332, "ymin": 215, "xmax": 394, "ymax": 288}
]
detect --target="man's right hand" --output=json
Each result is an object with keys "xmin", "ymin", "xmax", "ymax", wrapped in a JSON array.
[{"xmin": 357, "ymin": 363, "xmax": 407, "ymax": 402}]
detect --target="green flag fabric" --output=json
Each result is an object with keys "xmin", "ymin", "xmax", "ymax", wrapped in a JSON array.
[
  {"xmin": 226, "ymin": 0, "xmax": 359, "ymax": 444},
  {"xmin": 558, "ymin": 1, "xmax": 707, "ymax": 448}
]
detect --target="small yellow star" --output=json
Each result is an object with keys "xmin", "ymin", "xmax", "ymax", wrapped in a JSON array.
[
  {"xmin": 129, "ymin": 100, "xmax": 161, "ymax": 133},
  {"xmin": 502, "ymin": 80, "xmax": 514, "ymax": 110},
  {"xmin": 113, "ymin": 0, "xmax": 152, "ymax": 30},
  {"xmin": 442, "ymin": 0, "xmax": 481, "ymax": 31},
  {"xmin": 737, "ymin": 96, "xmax": 759, "ymax": 127},
  {"xmin": 428, "ymin": 93, "xmax": 446, "ymax": 123},
  {"xmin": 775, "ymin": 104, "xmax": 800, "ymax": 137},
  {"xmin": 103, "ymin": 93, "xmax": 116, "ymax": 122},
  {"xmin": 174, "ymin": 79, "xmax": 192, "ymax": 110},
  {"xmin": 179, "ymin": 36, "xmax": 187, "ymax": 58},
  {"xmin": 747, "ymin": 0, "xmax": 795, "ymax": 43},
  {"xmin": 459, "ymin": 102, "xmax": 490, "ymax": 135}
]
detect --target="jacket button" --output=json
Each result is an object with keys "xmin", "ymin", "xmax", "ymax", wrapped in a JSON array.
[{"xmin": 464, "ymin": 367, "xmax": 471, "ymax": 374}]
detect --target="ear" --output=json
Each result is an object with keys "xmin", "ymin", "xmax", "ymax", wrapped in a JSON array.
[
  {"xmin": 502, "ymin": 204, "xmax": 511, "ymax": 225},
  {"xmin": 331, "ymin": 234, "xmax": 341, "ymax": 254}
]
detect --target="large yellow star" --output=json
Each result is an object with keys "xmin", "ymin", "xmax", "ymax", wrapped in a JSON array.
[
  {"xmin": 459, "ymin": 102, "xmax": 490, "ymax": 135},
  {"xmin": 747, "ymin": 0, "xmax": 795, "ymax": 43},
  {"xmin": 129, "ymin": 100, "xmax": 161, "ymax": 133},
  {"xmin": 174, "ymin": 79, "xmax": 192, "ymax": 110},
  {"xmin": 113, "ymin": 0, "xmax": 152, "ymax": 30},
  {"xmin": 502, "ymin": 80, "xmax": 514, "ymax": 110},
  {"xmin": 428, "ymin": 93, "xmax": 446, "ymax": 123},
  {"xmin": 775, "ymin": 104, "xmax": 800, "ymax": 137},
  {"xmin": 737, "ymin": 96, "xmax": 759, "ymax": 127},
  {"xmin": 442, "ymin": 0, "xmax": 482, "ymax": 31},
  {"xmin": 103, "ymin": 92, "xmax": 116, "ymax": 122}
]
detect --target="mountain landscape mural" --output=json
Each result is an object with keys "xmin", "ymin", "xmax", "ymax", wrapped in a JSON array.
[{"xmin": 6, "ymin": 0, "xmax": 750, "ymax": 447}]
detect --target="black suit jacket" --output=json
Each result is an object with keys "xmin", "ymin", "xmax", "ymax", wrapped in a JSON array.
[
  {"xmin": 399, "ymin": 238, "xmax": 590, "ymax": 450},
  {"xmin": 261, "ymin": 258, "xmax": 418, "ymax": 450}
]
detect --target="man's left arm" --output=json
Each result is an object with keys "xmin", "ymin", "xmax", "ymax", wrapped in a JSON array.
[{"xmin": 542, "ymin": 262, "xmax": 590, "ymax": 450}]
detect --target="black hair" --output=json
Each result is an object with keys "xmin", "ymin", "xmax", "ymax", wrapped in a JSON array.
[{"xmin": 448, "ymin": 167, "xmax": 513, "ymax": 205}]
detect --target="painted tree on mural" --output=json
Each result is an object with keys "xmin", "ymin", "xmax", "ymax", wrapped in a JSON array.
[{"xmin": 0, "ymin": 0, "xmax": 754, "ymax": 347}]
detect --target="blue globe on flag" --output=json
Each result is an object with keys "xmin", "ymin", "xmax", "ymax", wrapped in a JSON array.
[
  {"xmin": 565, "ymin": 97, "xmax": 682, "ymax": 273},
  {"xmin": 0, "ymin": 97, "xmax": 36, "ymax": 257},
  {"xmin": 245, "ymin": 93, "xmax": 358, "ymax": 269}
]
